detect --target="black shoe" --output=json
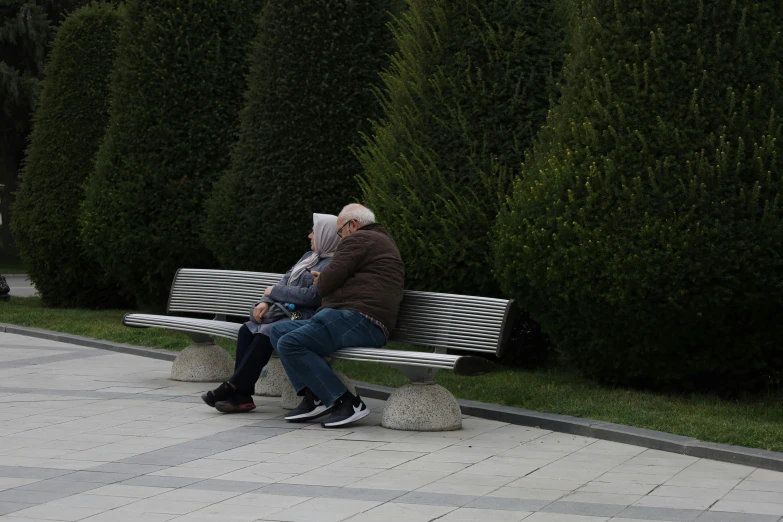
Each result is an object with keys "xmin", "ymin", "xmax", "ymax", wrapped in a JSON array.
[
  {"xmin": 215, "ymin": 392, "xmax": 256, "ymax": 414},
  {"xmin": 201, "ymin": 382, "xmax": 233, "ymax": 407},
  {"xmin": 321, "ymin": 394, "xmax": 370, "ymax": 428},
  {"xmin": 284, "ymin": 389, "xmax": 333, "ymax": 422}
]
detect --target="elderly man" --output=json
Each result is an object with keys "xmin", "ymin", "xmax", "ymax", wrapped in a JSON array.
[{"xmin": 269, "ymin": 203, "xmax": 404, "ymax": 428}]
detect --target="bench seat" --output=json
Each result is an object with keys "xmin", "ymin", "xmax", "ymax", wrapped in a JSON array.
[
  {"xmin": 123, "ymin": 313, "xmax": 241, "ymax": 340},
  {"xmin": 123, "ymin": 313, "xmax": 495, "ymax": 376}
]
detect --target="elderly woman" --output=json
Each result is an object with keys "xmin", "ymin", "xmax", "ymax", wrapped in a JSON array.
[{"xmin": 201, "ymin": 213, "xmax": 340, "ymax": 413}]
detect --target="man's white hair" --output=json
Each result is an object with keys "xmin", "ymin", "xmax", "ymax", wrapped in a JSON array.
[{"xmin": 340, "ymin": 203, "xmax": 376, "ymax": 226}]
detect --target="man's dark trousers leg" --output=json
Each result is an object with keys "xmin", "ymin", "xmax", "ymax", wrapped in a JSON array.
[{"xmin": 270, "ymin": 309, "xmax": 386, "ymax": 407}]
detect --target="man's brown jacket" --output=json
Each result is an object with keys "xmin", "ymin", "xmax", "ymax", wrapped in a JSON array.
[{"xmin": 315, "ymin": 223, "xmax": 405, "ymax": 333}]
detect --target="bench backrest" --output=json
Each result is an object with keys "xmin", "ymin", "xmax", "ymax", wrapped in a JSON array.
[
  {"xmin": 167, "ymin": 269, "xmax": 284, "ymax": 318},
  {"xmin": 168, "ymin": 269, "xmax": 516, "ymax": 357}
]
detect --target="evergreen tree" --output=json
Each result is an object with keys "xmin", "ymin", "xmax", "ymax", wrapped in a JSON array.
[
  {"xmin": 203, "ymin": 0, "xmax": 400, "ymax": 272},
  {"xmin": 0, "ymin": 0, "xmax": 89, "ymax": 248},
  {"xmin": 81, "ymin": 0, "xmax": 261, "ymax": 308},
  {"xmin": 12, "ymin": 3, "xmax": 125, "ymax": 307},
  {"xmin": 494, "ymin": 0, "xmax": 783, "ymax": 392},
  {"xmin": 357, "ymin": 0, "xmax": 569, "ymax": 296}
]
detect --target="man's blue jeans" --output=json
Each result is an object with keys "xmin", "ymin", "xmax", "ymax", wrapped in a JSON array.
[{"xmin": 269, "ymin": 308, "xmax": 387, "ymax": 408}]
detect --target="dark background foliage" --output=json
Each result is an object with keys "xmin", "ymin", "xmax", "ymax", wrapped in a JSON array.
[
  {"xmin": 11, "ymin": 3, "xmax": 127, "ymax": 308},
  {"xmin": 357, "ymin": 0, "xmax": 570, "ymax": 297},
  {"xmin": 203, "ymin": 0, "xmax": 401, "ymax": 273},
  {"xmin": 0, "ymin": 0, "xmax": 93, "ymax": 249},
  {"xmin": 81, "ymin": 0, "xmax": 262, "ymax": 309},
  {"xmin": 494, "ymin": 0, "xmax": 783, "ymax": 392}
]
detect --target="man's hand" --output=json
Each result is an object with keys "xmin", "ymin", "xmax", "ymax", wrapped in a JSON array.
[
  {"xmin": 253, "ymin": 302, "xmax": 269, "ymax": 322},
  {"xmin": 311, "ymin": 271, "xmax": 320, "ymax": 285},
  {"xmin": 263, "ymin": 285, "xmax": 274, "ymax": 297}
]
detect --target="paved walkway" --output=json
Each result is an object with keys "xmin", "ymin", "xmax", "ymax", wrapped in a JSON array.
[{"xmin": 0, "ymin": 332, "xmax": 780, "ymax": 522}]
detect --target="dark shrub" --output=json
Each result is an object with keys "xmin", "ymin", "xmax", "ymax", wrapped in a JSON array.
[
  {"xmin": 357, "ymin": 0, "xmax": 570, "ymax": 296},
  {"xmin": 203, "ymin": 0, "xmax": 400, "ymax": 272},
  {"xmin": 494, "ymin": 0, "xmax": 783, "ymax": 392},
  {"xmin": 81, "ymin": 0, "xmax": 262, "ymax": 308},
  {"xmin": 12, "ymin": 3, "xmax": 126, "ymax": 308},
  {"xmin": 0, "ymin": 0, "xmax": 93, "ymax": 250}
]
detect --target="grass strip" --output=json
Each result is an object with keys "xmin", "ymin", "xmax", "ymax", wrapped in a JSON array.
[{"xmin": 1, "ymin": 296, "xmax": 782, "ymax": 452}]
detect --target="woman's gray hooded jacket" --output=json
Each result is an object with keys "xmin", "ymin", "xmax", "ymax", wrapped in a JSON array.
[{"xmin": 244, "ymin": 254, "xmax": 332, "ymax": 335}]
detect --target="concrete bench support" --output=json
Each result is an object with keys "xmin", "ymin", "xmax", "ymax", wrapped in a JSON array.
[
  {"xmin": 382, "ymin": 382, "xmax": 462, "ymax": 431},
  {"xmin": 170, "ymin": 343, "xmax": 234, "ymax": 382},
  {"xmin": 254, "ymin": 356, "xmax": 288, "ymax": 397}
]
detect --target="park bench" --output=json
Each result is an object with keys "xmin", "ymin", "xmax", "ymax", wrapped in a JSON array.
[{"xmin": 123, "ymin": 268, "xmax": 516, "ymax": 430}]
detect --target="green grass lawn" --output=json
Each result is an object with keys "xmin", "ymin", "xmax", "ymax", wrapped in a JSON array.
[{"xmin": 2, "ymin": 295, "xmax": 782, "ymax": 452}]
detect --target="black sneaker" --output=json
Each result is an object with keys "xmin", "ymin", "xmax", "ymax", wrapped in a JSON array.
[
  {"xmin": 284, "ymin": 389, "xmax": 333, "ymax": 422},
  {"xmin": 201, "ymin": 382, "xmax": 233, "ymax": 407},
  {"xmin": 215, "ymin": 392, "xmax": 256, "ymax": 414},
  {"xmin": 321, "ymin": 394, "xmax": 370, "ymax": 428}
]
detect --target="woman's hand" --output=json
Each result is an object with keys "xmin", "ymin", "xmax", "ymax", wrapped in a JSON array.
[
  {"xmin": 263, "ymin": 285, "xmax": 274, "ymax": 297},
  {"xmin": 253, "ymin": 302, "xmax": 269, "ymax": 322}
]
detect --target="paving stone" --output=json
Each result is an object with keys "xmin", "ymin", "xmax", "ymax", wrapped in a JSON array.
[
  {"xmin": 183, "ymin": 479, "xmax": 265, "ymax": 493},
  {"xmin": 723, "ymin": 490, "xmax": 783, "ymax": 504},
  {"xmin": 465, "ymin": 497, "xmax": 551, "ymax": 512},
  {"xmin": 345, "ymin": 502, "xmax": 456, "ymax": 522},
  {"xmin": 266, "ymin": 497, "xmax": 380, "ymax": 522},
  {"xmin": 0, "ymin": 350, "xmax": 107, "ymax": 370},
  {"xmin": 0, "ymin": 466, "xmax": 72, "ymax": 480},
  {"xmin": 436, "ymin": 507, "xmax": 532, "ymax": 522},
  {"xmin": 174, "ymin": 440, "xmax": 247, "ymax": 452},
  {"xmin": 0, "ymin": 501, "xmax": 36, "ymax": 516},
  {"xmin": 711, "ymin": 501, "xmax": 783, "ymax": 517},
  {"xmin": 12, "ymin": 503, "xmax": 105, "ymax": 521},
  {"xmin": 208, "ymin": 426, "xmax": 292, "ymax": 443},
  {"xmin": 260, "ymin": 483, "xmax": 342, "ymax": 497},
  {"xmin": 697, "ymin": 512, "xmax": 782, "ymax": 522},
  {"xmin": 322, "ymin": 487, "xmax": 407, "ymax": 503},
  {"xmin": 542, "ymin": 501, "xmax": 627, "ymax": 517},
  {"xmin": 0, "ymin": 488, "xmax": 71, "ymax": 504},
  {"xmin": 118, "ymin": 448, "xmax": 219, "ymax": 466},
  {"xmin": 13, "ymin": 480, "xmax": 102, "ymax": 494},
  {"xmin": 249, "ymin": 419, "xmax": 304, "ymax": 430},
  {"xmin": 165, "ymin": 396, "xmax": 203, "ymax": 403},
  {"xmin": 619, "ymin": 506, "xmax": 705, "ymax": 521},
  {"xmin": 121, "ymin": 475, "xmax": 203, "ymax": 488},
  {"xmin": 90, "ymin": 463, "xmax": 168, "ymax": 475},
  {"xmin": 735, "ymin": 481, "xmax": 783, "ymax": 493},
  {"xmin": 49, "ymin": 471, "xmax": 138, "ymax": 484},
  {"xmin": 393, "ymin": 491, "xmax": 478, "ymax": 507}
]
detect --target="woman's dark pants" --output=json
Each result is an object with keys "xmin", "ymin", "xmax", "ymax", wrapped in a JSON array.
[{"xmin": 230, "ymin": 324, "xmax": 274, "ymax": 396}]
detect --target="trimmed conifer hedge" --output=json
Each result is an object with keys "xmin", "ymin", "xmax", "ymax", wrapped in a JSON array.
[
  {"xmin": 203, "ymin": 0, "xmax": 399, "ymax": 272},
  {"xmin": 11, "ymin": 3, "xmax": 126, "ymax": 308},
  {"xmin": 81, "ymin": 0, "xmax": 262, "ymax": 308},
  {"xmin": 356, "ymin": 0, "xmax": 570, "ymax": 296},
  {"xmin": 494, "ymin": 0, "xmax": 783, "ymax": 392}
]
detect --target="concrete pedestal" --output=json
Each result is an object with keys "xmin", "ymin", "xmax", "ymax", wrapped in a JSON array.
[
  {"xmin": 170, "ymin": 343, "xmax": 234, "ymax": 382},
  {"xmin": 381, "ymin": 383, "xmax": 462, "ymax": 431},
  {"xmin": 254, "ymin": 357, "xmax": 289, "ymax": 397}
]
